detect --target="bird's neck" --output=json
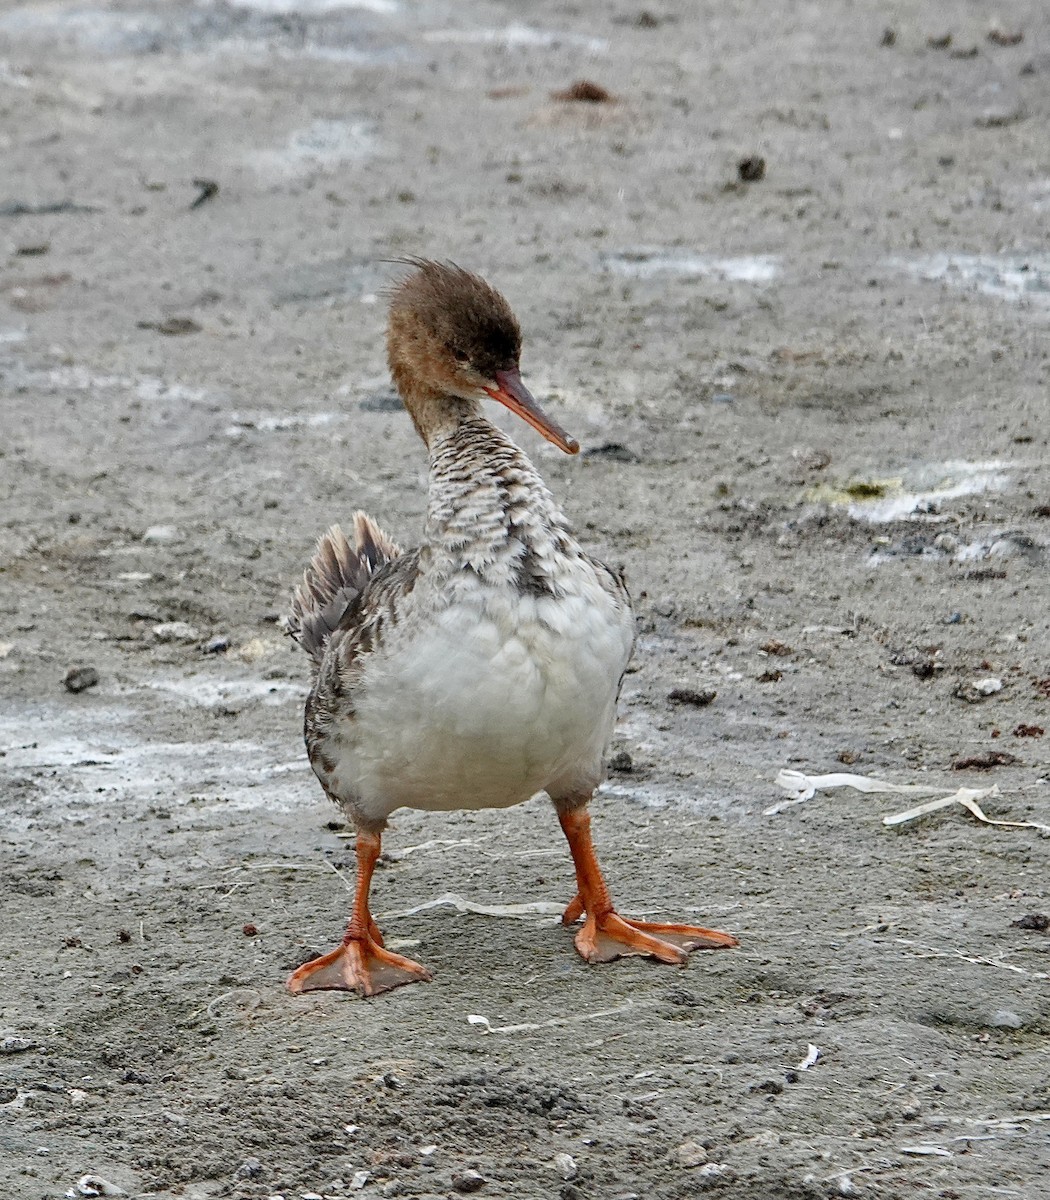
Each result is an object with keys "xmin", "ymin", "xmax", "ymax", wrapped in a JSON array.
[{"xmin": 423, "ymin": 415, "xmax": 575, "ymax": 591}]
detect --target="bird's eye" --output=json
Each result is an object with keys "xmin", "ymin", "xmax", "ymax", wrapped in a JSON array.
[{"xmin": 450, "ymin": 347, "xmax": 469, "ymax": 364}]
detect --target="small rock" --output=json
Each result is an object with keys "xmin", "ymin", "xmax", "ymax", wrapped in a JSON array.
[
  {"xmin": 954, "ymin": 676, "xmax": 1003, "ymax": 702},
  {"xmin": 0, "ymin": 641, "xmax": 13, "ymax": 658},
  {"xmin": 879, "ymin": 28, "xmax": 897, "ymax": 47},
  {"xmin": 452, "ymin": 1170, "xmax": 486, "ymax": 1193},
  {"xmin": 553, "ymin": 1153, "xmax": 577, "ymax": 1180},
  {"xmin": 63, "ymin": 666, "xmax": 99, "ymax": 693},
  {"xmin": 0, "ymin": 1036, "xmax": 37, "ymax": 1054},
  {"xmin": 985, "ymin": 1009, "xmax": 1023, "ymax": 1030},
  {"xmin": 75, "ymin": 1177, "xmax": 126, "ymax": 1197},
  {"xmin": 235, "ymin": 1158, "xmax": 263, "ymax": 1180},
  {"xmin": 668, "ymin": 687, "xmax": 716, "ymax": 707},
  {"xmin": 1012, "ymin": 913, "xmax": 1049, "ymax": 932},
  {"xmin": 760, "ymin": 639, "xmax": 793, "ymax": 656},
  {"xmin": 987, "ymin": 28, "xmax": 1024, "ymax": 47},
  {"xmin": 141, "ymin": 525, "xmax": 180, "ymax": 543},
  {"xmin": 737, "ymin": 155, "xmax": 765, "ymax": 182},
  {"xmin": 676, "ymin": 1141, "xmax": 708, "ymax": 1168},
  {"xmin": 952, "ymin": 750, "xmax": 1018, "ymax": 770},
  {"xmin": 552, "ymin": 80, "xmax": 614, "ymax": 103},
  {"xmin": 974, "ymin": 677, "xmax": 1003, "ymax": 696},
  {"xmin": 202, "ymin": 635, "xmax": 231, "ymax": 655},
  {"xmin": 137, "ymin": 317, "xmax": 202, "ymax": 336},
  {"xmin": 349, "ymin": 1171, "xmax": 371, "ymax": 1191},
  {"xmin": 1012, "ymin": 723, "xmax": 1044, "ymax": 738},
  {"xmin": 152, "ymin": 621, "xmax": 200, "ymax": 643},
  {"xmin": 583, "ymin": 441, "xmax": 638, "ymax": 462},
  {"xmin": 974, "ymin": 106, "xmax": 1026, "ymax": 128},
  {"xmin": 607, "ymin": 750, "xmax": 633, "ymax": 773},
  {"xmin": 238, "ymin": 636, "xmax": 274, "ymax": 663}
]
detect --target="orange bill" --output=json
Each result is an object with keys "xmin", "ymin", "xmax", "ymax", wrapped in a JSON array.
[{"xmin": 484, "ymin": 368, "xmax": 580, "ymax": 455}]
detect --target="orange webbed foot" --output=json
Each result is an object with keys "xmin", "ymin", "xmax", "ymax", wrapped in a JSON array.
[
  {"xmin": 286, "ymin": 937, "xmax": 432, "ymax": 998},
  {"xmin": 574, "ymin": 910, "xmax": 739, "ymax": 965}
]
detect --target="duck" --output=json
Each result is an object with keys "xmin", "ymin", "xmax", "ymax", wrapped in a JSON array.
[{"xmin": 284, "ymin": 259, "xmax": 737, "ymax": 996}]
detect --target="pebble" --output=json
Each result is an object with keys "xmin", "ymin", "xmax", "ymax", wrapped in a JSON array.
[
  {"xmin": 985, "ymin": 1008, "xmax": 1023, "ymax": 1030},
  {"xmin": 63, "ymin": 666, "xmax": 99, "ymax": 693},
  {"xmin": 676, "ymin": 1141, "xmax": 708, "ymax": 1167},
  {"xmin": 696, "ymin": 1163, "xmax": 727, "ymax": 1180},
  {"xmin": 235, "ymin": 1158, "xmax": 264, "ymax": 1179},
  {"xmin": 202, "ymin": 635, "xmax": 230, "ymax": 654},
  {"xmin": 0, "ymin": 1036, "xmax": 37, "ymax": 1054},
  {"xmin": 553, "ymin": 1152, "xmax": 577, "ymax": 1179},
  {"xmin": 349, "ymin": 1172, "xmax": 371, "ymax": 1191},
  {"xmin": 973, "ymin": 677, "xmax": 1003, "ymax": 696},
  {"xmin": 239, "ymin": 636, "xmax": 274, "ymax": 662},
  {"xmin": 74, "ymin": 1177, "xmax": 125, "ymax": 1197},
  {"xmin": 954, "ymin": 676, "xmax": 1003, "ymax": 703},
  {"xmin": 667, "ymin": 687, "xmax": 717, "ymax": 707},
  {"xmin": 152, "ymin": 621, "xmax": 200, "ymax": 643},
  {"xmin": 451, "ymin": 1169, "xmax": 486, "ymax": 1193}
]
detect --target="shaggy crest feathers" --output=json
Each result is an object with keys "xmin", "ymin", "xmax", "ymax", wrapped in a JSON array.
[
  {"xmin": 387, "ymin": 258, "xmax": 521, "ymax": 382},
  {"xmin": 286, "ymin": 513, "xmax": 402, "ymax": 663}
]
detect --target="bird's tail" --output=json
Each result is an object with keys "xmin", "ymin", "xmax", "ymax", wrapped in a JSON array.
[{"xmin": 286, "ymin": 512, "xmax": 402, "ymax": 664}]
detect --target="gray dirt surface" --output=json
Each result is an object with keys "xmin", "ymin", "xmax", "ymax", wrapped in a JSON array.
[{"xmin": 2, "ymin": 1, "xmax": 1049, "ymax": 1198}]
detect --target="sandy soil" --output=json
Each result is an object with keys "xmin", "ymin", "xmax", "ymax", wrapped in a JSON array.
[{"xmin": 2, "ymin": 1, "xmax": 1050, "ymax": 1197}]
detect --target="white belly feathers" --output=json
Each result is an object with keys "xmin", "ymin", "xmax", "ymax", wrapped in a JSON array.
[{"xmin": 329, "ymin": 576, "xmax": 632, "ymax": 821}]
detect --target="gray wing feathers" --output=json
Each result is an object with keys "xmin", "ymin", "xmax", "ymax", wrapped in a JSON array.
[{"xmin": 286, "ymin": 513, "xmax": 402, "ymax": 663}]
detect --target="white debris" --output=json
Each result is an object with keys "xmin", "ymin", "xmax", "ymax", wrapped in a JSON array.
[
  {"xmin": 900, "ymin": 1145, "xmax": 952, "ymax": 1157},
  {"xmin": 973, "ymin": 677, "xmax": 1003, "ymax": 696},
  {"xmin": 955, "ymin": 676, "xmax": 1005, "ymax": 703},
  {"xmin": 141, "ymin": 525, "xmax": 180, "ymax": 543},
  {"xmin": 466, "ymin": 998, "xmax": 656, "ymax": 1036},
  {"xmin": 72, "ymin": 1178, "xmax": 126, "ymax": 1197},
  {"xmin": 382, "ymin": 892, "xmax": 563, "ymax": 920},
  {"xmin": 767, "ymin": 770, "xmax": 1050, "ymax": 833},
  {"xmin": 796, "ymin": 1044, "xmax": 820, "ymax": 1071},
  {"xmin": 349, "ymin": 1171, "xmax": 371, "ymax": 1191}
]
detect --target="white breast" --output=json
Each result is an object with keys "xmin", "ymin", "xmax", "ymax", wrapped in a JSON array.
[{"xmin": 329, "ymin": 570, "xmax": 633, "ymax": 822}]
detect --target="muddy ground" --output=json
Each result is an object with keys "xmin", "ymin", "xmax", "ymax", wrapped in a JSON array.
[{"xmin": 2, "ymin": 1, "xmax": 1049, "ymax": 1197}]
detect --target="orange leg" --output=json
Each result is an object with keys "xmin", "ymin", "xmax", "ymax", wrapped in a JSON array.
[
  {"xmin": 557, "ymin": 804, "xmax": 739, "ymax": 964},
  {"xmin": 286, "ymin": 831, "xmax": 432, "ymax": 997}
]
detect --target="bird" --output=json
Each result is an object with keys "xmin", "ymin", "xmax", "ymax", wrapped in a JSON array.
[{"xmin": 284, "ymin": 259, "xmax": 738, "ymax": 996}]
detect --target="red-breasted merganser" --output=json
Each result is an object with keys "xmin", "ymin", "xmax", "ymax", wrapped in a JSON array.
[{"xmin": 285, "ymin": 259, "xmax": 737, "ymax": 995}]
